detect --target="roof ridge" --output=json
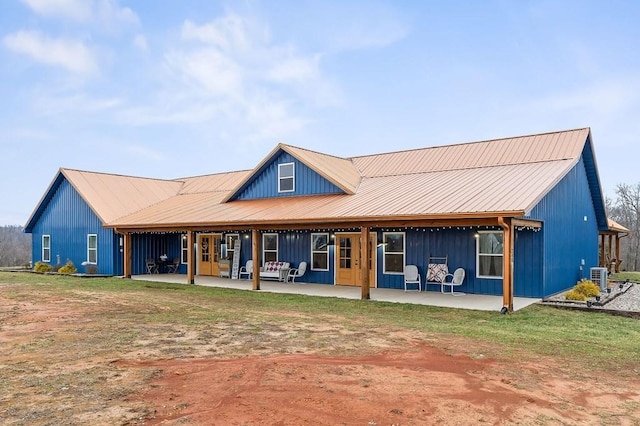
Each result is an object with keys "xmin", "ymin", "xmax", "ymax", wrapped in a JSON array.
[
  {"xmin": 173, "ymin": 169, "xmax": 252, "ymax": 181},
  {"xmin": 280, "ymin": 143, "xmax": 350, "ymax": 162},
  {"xmin": 62, "ymin": 167, "xmax": 181, "ymax": 183},
  {"xmin": 351, "ymin": 127, "xmax": 591, "ymax": 160},
  {"xmin": 364, "ymin": 157, "xmax": 575, "ymax": 178}
]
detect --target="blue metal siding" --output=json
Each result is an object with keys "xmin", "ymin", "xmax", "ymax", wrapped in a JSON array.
[
  {"xmin": 527, "ymin": 157, "xmax": 599, "ymax": 296},
  {"xmin": 30, "ymin": 179, "xmax": 117, "ymax": 275},
  {"xmin": 236, "ymin": 152, "xmax": 344, "ymax": 200},
  {"xmin": 375, "ymin": 228, "xmax": 504, "ymax": 295},
  {"xmin": 130, "ymin": 233, "xmax": 185, "ymax": 275},
  {"xmin": 513, "ymin": 229, "xmax": 544, "ymax": 297}
]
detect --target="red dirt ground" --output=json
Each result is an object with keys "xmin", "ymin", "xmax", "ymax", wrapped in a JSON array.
[{"xmin": 122, "ymin": 343, "xmax": 640, "ymax": 425}]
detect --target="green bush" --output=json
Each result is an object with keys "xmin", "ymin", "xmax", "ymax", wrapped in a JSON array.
[
  {"xmin": 565, "ymin": 289, "xmax": 587, "ymax": 301},
  {"xmin": 575, "ymin": 279, "xmax": 600, "ymax": 298},
  {"xmin": 34, "ymin": 261, "xmax": 52, "ymax": 273},
  {"xmin": 58, "ymin": 260, "xmax": 77, "ymax": 274}
]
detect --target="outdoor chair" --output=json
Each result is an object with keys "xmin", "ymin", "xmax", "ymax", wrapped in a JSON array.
[
  {"xmin": 145, "ymin": 258, "xmax": 158, "ymax": 274},
  {"xmin": 286, "ymin": 261, "xmax": 307, "ymax": 283},
  {"xmin": 441, "ymin": 267, "xmax": 465, "ymax": 295},
  {"xmin": 166, "ymin": 257, "xmax": 180, "ymax": 274},
  {"xmin": 239, "ymin": 259, "xmax": 253, "ymax": 279},
  {"xmin": 403, "ymin": 264, "xmax": 421, "ymax": 291},
  {"xmin": 426, "ymin": 255, "xmax": 449, "ymax": 288}
]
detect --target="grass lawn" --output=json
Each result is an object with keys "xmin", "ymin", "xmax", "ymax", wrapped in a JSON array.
[{"xmin": 1, "ymin": 271, "xmax": 639, "ymax": 424}]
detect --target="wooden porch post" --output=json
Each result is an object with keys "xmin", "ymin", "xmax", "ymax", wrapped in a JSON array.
[
  {"xmin": 360, "ymin": 227, "xmax": 370, "ymax": 300},
  {"xmin": 499, "ymin": 217, "xmax": 514, "ymax": 312},
  {"xmin": 187, "ymin": 231, "xmax": 195, "ymax": 284},
  {"xmin": 123, "ymin": 232, "xmax": 132, "ymax": 278},
  {"xmin": 599, "ymin": 234, "xmax": 606, "ymax": 267},
  {"xmin": 252, "ymin": 229, "xmax": 261, "ymax": 290},
  {"xmin": 615, "ymin": 234, "xmax": 621, "ymax": 273}
]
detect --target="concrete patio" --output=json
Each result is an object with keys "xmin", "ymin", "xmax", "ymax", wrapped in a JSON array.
[{"xmin": 131, "ymin": 274, "xmax": 540, "ymax": 312}]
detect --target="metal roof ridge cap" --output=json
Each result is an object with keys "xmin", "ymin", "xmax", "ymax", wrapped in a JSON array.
[
  {"xmin": 350, "ymin": 127, "xmax": 591, "ymax": 161},
  {"xmin": 362, "ymin": 158, "xmax": 576, "ymax": 178}
]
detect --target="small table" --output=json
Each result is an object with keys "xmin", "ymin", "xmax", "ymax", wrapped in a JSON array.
[{"xmin": 157, "ymin": 258, "xmax": 169, "ymax": 273}]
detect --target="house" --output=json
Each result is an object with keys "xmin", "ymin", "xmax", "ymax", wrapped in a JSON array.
[{"xmin": 25, "ymin": 127, "xmax": 613, "ymax": 311}]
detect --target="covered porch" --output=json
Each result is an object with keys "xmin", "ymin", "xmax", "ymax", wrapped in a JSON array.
[{"xmin": 131, "ymin": 274, "xmax": 540, "ymax": 312}]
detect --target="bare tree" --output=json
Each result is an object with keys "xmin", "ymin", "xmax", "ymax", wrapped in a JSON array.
[
  {"xmin": 611, "ymin": 183, "xmax": 640, "ymax": 271},
  {"xmin": 0, "ymin": 226, "xmax": 31, "ymax": 267}
]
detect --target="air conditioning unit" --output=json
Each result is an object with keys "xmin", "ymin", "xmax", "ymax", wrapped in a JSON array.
[{"xmin": 590, "ymin": 267, "xmax": 608, "ymax": 291}]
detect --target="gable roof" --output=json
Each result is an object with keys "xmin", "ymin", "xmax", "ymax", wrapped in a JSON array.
[
  {"xmin": 222, "ymin": 143, "xmax": 361, "ymax": 202},
  {"xmin": 102, "ymin": 127, "xmax": 606, "ymax": 230},
  {"xmin": 25, "ymin": 168, "xmax": 184, "ymax": 231}
]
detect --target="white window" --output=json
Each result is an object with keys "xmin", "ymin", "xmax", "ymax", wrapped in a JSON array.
[
  {"xmin": 87, "ymin": 234, "xmax": 97, "ymax": 264},
  {"xmin": 476, "ymin": 231, "xmax": 503, "ymax": 278},
  {"xmin": 42, "ymin": 235, "xmax": 51, "ymax": 262},
  {"xmin": 263, "ymin": 233, "xmax": 278, "ymax": 263},
  {"xmin": 278, "ymin": 162, "xmax": 295, "ymax": 192},
  {"xmin": 383, "ymin": 232, "xmax": 405, "ymax": 274},
  {"xmin": 181, "ymin": 234, "xmax": 189, "ymax": 264},
  {"xmin": 311, "ymin": 233, "xmax": 329, "ymax": 271},
  {"xmin": 224, "ymin": 234, "xmax": 239, "ymax": 260}
]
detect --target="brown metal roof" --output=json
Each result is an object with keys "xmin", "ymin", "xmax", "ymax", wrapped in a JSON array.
[
  {"xmin": 281, "ymin": 144, "xmax": 361, "ymax": 193},
  {"xmin": 78, "ymin": 127, "xmax": 592, "ymax": 229},
  {"xmin": 607, "ymin": 218, "xmax": 630, "ymax": 233},
  {"xmin": 62, "ymin": 169, "xmax": 183, "ymax": 224},
  {"xmin": 351, "ymin": 128, "xmax": 589, "ymax": 177},
  {"xmin": 177, "ymin": 170, "xmax": 251, "ymax": 195}
]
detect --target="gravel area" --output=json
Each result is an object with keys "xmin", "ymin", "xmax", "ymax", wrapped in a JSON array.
[
  {"xmin": 541, "ymin": 282, "xmax": 640, "ymax": 315},
  {"xmin": 605, "ymin": 282, "xmax": 640, "ymax": 312}
]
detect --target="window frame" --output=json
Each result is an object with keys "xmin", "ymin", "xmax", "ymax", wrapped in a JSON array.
[
  {"xmin": 310, "ymin": 233, "xmax": 329, "ymax": 271},
  {"xmin": 278, "ymin": 162, "xmax": 295, "ymax": 193},
  {"xmin": 476, "ymin": 230, "xmax": 504, "ymax": 279},
  {"xmin": 42, "ymin": 235, "xmax": 51, "ymax": 263},
  {"xmin": 87, "ymin": 234, "xmax": 98, "ymax": 265},
  {"xmin": 382, "ymin": 232, "xmax": 405, "ymax": 274},
  {"xmin": 181, "ymin": 234, "xmax": 189, "ymax": 264},
  {"xmin": 262, "ymin": 233, "xmax": 278, "ymax": 263},
  {"xmin": 224, "ymin": 234, "xmax": 239, "ymax": 260}
]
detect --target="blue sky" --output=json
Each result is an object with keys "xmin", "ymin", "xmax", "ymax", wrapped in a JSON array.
[{"xmin": 1, "ymin": 0, "xmax": 639, "ymax": 226}]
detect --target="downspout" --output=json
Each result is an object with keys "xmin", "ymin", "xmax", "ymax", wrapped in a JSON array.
[{"xmin": 497, "ymin": 217, "xmax": 513, "ymax": 314}]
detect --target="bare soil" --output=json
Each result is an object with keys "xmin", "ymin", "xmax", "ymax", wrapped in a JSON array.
[{"xmin": 1, "ymin": 283, "xmax": 639, "ymax": 425}]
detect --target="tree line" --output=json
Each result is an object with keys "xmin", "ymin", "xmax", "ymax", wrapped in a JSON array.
[
  {"xmin": 0, "ymin": 225, "xmax": 31, "ymax": 267},
  {"xmin": 607, "ymin": 183, "xmax": 640, "ymax": 272}
]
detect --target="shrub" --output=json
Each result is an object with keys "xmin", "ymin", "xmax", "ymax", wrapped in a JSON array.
[
  {"xmin": 565, "ymin": 289, "xmax": 587, "ymax": 301},
  {"xmin": 575, "ymin": 279, "xmax": 600, "ymax": 298},
  {"xmin": 58, "ymin": 260, "xmax": 77, "ymax": 274},
  {"xmin": 34, "ymin": 261, "xmax": 52, "ymax": 273}
]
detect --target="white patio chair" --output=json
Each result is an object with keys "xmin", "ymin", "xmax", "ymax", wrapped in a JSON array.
[
  {"xmin": 442, "ymin": 267, "xmax": 465, "ymax": 295},
  {"xmin": 286, "ymin": 261, "xmax": 307, "ymax": 283},
  {"xmin": 404, "ymin": 265, "xmax": 421, "ymax": 291},
  {"xmin": 239, "ymin": 259, "xmax": 253, "ymax": 279}
]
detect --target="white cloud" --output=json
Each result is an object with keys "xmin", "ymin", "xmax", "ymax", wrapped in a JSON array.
[
  {"xmin": 143, "ymin": 12, "xmax": 339, "ymax": 139},
  {"xmin": 133, "ymin": 34, "xmax": 148, "ymax": 51},
  {"xmin": 22, "ymin": 0, "xmax": 92, "ymax": 22},
  {"xmin": 21, "ymin": 0, "xmax": 139, "ymax": 28},
  {"xmin": 165, "ymin": 48, "xmax": 243, "ymax": 97},
  {"xmin": 33, "ymin": 93, "xmax": 123, "ymax": 116},
  {"xmin": 3, "ymin": 30, "xmax": 97, "ymax": 74}
]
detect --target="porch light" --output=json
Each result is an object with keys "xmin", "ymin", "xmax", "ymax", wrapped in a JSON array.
[{"xmin": 474, "ymin": 232, "xmax": 480, "ymax": 239}]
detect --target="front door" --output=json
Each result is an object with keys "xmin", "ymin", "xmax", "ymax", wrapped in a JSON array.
[
  {"xmin": 335, "ymin": 233, "xmax": 377, "ymax": 286},
  {"xmin": 336, "ymin": 234, "xmax": 360, "ymax": 286},
  {"xmin": 198, "ymin": 234, "xmax": 221, "ymax": 276}
]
